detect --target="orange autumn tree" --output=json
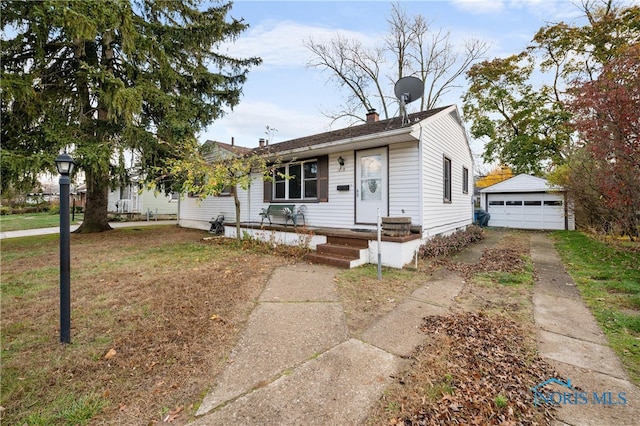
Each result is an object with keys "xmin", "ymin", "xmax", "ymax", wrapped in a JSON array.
[{"xmin": 475, "ymin": 165, "xmax": 514, "ymax": 189}]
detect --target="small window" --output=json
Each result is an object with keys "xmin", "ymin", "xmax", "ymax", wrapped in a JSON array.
[
  {"xmin": 506, "ymin": 200, "xmax": 522, "ymax": 206},
  {"xmin": 462, "ymin": 167, "xmax": 469, "ymax": 194},
  {"xmin": 489, "ymin": 200, "xmax": 504, "ymax": 206},
  {"xmin": 443, "ymin": 156, "xmax": 452, "ymax": 203},
  {"xmin": 188, "ymin": 176, "xmax": 205, "ymax": 198},
  {"xmin": 544, "ymin": 200, "xmax": 563, "ymax": 206},
  {"xmin": 524, "ymin": 200, "xmax": 542, "ymax": 206},
  {"xmin": 216, "ymin": 186, "xmax": 233, "ymax": 197},
  {"xmin": 171, "ymin": 192, "xmax": 179, "ymax": 200}
]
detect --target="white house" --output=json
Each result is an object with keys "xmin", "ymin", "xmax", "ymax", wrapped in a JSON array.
[
  {"xmin": 479, "ymin": 174, "xmax": 575, "ymax": 231},
  {"xmin": 108, "ymin": 183, "xmax": 178, "ymax": 219},
  {"xmin": 179, "ymin": 105, "xmax": 475, "ymax": 268}
]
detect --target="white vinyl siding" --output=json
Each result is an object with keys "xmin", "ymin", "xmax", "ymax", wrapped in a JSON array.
[
  {"xmin": 388, "ymin": 142, "xmax": 421, "ymax": 221},
  {"xmin": 179, "ymin": 186, "xmax": 249, "ymax": 225},
  {"xmin": 304, "ymin": 152, "xmax": 354, "ymax": 228},
  {"xmin": 420, "ymin": 109, "xmax": 474, "ymax": 236}
]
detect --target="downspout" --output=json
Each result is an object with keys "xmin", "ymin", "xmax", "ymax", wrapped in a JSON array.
[
  {"xmin": 418, "ymin": 122, "xmax": 425, "ymax": 236},
  {"xmin": 247, "ymin": 182, "xmax": 251, "ymax": 223}
]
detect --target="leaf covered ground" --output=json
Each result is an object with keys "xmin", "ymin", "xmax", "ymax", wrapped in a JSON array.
[
  {"xmin": 368, "ymin": 231, "xmax": 563, "ymax": 425},
  {"xmin": 1, "ymin": 226, "xmax": 290, "ymax": 425},
  {"xmin": 2, "ymin": 227, "xmax": 579, "ymax": 425}
]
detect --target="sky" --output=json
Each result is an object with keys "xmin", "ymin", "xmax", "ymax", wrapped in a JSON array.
[{"xmin": 198, "ymin": 0, "xmax": 607, "ymax": 168}]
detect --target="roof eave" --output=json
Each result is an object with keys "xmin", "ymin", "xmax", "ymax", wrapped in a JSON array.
[{"xmin": 265, "ymin": 126, "xmax": 418, "ymax": 160}]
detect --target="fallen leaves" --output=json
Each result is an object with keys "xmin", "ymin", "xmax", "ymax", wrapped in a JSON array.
[
  {"xmin": 385, "ymin": 312, "xmax": 562, "ymax": 425},
  {"xmin": 104, "ymin": 348, "xmax": 117, "ymax": 360},
  {"xmin": 163, "ymin": 405, "xmax": 183, "ymax": 423}
]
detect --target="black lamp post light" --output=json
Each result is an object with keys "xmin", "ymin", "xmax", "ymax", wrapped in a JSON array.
[{"xmin": 55, "ymin": 152, "xmax": 75, "ymax": 344}]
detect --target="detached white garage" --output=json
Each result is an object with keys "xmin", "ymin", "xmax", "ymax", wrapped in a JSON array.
[{"xmin": 479, "ymin": 174, "xmax": 575, "ymax": 231}]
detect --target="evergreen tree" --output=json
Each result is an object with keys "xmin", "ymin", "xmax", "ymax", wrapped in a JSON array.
[{"xmin": 1, "ymin": 0, "xmax": 261, "ymax": 232}]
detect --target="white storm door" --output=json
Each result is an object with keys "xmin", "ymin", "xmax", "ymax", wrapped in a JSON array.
[{"xmin": 356, "ymin": 148, "xmax": 388, "ymax": 224}]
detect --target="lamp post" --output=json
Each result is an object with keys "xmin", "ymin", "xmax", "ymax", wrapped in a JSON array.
[{"xmin": 55, "ymin": 153, "xmax": 74, "ymax": 344}]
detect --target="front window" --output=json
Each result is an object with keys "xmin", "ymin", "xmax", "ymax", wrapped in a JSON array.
[{"xmin": 273, "ymin": 160, "xmax": 318, "ymax": 200}]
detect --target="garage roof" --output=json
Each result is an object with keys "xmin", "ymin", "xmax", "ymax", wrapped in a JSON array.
[{"xmin": 479, "ymin": 174, "xmax": 564, "ymax": 193}]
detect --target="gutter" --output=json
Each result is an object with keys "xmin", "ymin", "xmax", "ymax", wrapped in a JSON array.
[{"xmin": 265, "ymin": 126, "xmax": 417, "ymax": 159}]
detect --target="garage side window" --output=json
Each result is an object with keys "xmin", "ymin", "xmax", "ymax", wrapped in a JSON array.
[{"xmin": 443, "ymin": 156, "xmax": 452, "ymax": 203}]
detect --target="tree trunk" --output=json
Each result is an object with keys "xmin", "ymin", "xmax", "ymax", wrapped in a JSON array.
[
  {"xmin": 234, "ymin": 186, "xmax": 241, "ymax": 244},
  {"xmin": 75, "ymin": 169, "xmax": 112, "ymax": 233},
  {"xmin": 76, "ymin": 32, "xmax": 115, "ymax": 234}
]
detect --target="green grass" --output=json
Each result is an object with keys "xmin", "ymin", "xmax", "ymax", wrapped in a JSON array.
[
  {"xmin": 0, "ymin": 212, "xmax": 84, "ymax": 232},
  {"xmin": 553, "ymin": 231, "xmax": 640, "ymax": 385},
  {"xmin": 474, "ymin": 255, "xmax": 535, "ymax": 290},
  {"xmin": 22, "ymin": 393, "xmax": 106, "ymax": 426}
]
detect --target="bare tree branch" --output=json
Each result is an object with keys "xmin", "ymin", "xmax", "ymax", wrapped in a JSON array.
[{"xmin": 306, "ymin": 2, "xmax": 490, "ymax": 124}]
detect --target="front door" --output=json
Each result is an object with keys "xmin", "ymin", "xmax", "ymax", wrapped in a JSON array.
[{"xmin": 355, "ymin": 148, "xmax": 388, "ymax": 224}]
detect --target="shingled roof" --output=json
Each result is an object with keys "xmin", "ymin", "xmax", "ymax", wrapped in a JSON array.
[
  {"xmin": 201, "ymin": 140, "xmax": 252, "ymax": 155},
  {"xmin": 256, "ymin": 106, "xmax": 451, "ymax": 154}
]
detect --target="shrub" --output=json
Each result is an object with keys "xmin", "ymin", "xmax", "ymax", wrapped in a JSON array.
[{"xmin": 419, "ymin": 225, "xmax": 484, "ymax": 259}]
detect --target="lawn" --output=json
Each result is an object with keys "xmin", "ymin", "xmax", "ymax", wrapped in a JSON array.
[
  {"xmin": 552, "ymin": 231, "xmax": 640, "ymax": 384},
  {"xmin": 0, "ymin": 211, "xmax": 84, "ymax": 232},
  {"xmin": 2, "ymin": 227, "xmax": 637, "ymax": 425},
  {"xmin": 0, "ymin": 226, "xmax": 291, "ymax": 425}
]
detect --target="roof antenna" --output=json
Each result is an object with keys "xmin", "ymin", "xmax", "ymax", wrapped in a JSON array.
[{"xmin": 394, "ymin": 76, "xmax": 424, "ymax": 126}]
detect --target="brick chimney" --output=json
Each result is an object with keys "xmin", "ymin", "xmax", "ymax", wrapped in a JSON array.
[{"xmin": 366, "ymin": 108, "xmax": 379, "ymax": 123}]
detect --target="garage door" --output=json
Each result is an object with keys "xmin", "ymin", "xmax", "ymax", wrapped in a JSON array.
[{"xmin": 486, "ymin": 193, "xmax": 565, "ymax": 230}]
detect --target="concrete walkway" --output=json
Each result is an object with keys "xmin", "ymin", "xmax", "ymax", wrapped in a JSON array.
[
  {"xmin": 0, "ymin": 220, "xmax": 177, "ymax": 239},
  {"xmin": 530, "ymin": 233, "xmax": 639, "ymax": 426},
  {"xmin": 191, "ymin": 242, "xmax": 491, "ymax": 425},
  {"xmin": 191, "ymin": 269, "xmax": 469, "ymax": 424}
]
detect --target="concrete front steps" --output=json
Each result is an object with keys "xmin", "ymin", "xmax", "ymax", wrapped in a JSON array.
[{"xmin": 305, "ymin": 236, "xmax": 369, "ymax": 268}]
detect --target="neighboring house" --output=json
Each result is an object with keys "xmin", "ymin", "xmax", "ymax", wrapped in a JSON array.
[
  {"xmin": 108, "ymin": 182, "xmax": 178, "ymax": 218},
  {"xmin": 179, "ymin": 105, "xmax": 475, "ymax": 268},
  {"xmin": 479, "ymin": 174, "xmax": 575, "ymax": 231}
]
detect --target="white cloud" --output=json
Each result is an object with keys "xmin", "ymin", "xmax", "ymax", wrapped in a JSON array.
[
  {"xmin": 199, "ymin": 100, "xmax": 332, "ymax": 148},
  {"xmin": 221, "ymin": 20, "xmax": 379, "ymax": 70},
  {"xmin": 451, "ymin": 0, "xmax": 506, "ymax": 15}
]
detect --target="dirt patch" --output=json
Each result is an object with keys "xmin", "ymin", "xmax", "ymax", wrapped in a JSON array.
[
  {"xmin": 335, "ymin": 267, "xmax": 427, "ymax": 336},
  {"xmin": 1, "ymin": 226, "xmax": 290, "ymax": 425}
]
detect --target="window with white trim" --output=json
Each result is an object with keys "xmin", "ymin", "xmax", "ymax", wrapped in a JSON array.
[
  {"xmin": 273, "ymin": 160, "xmax": 318, "ymax": 200},
  {"xmin": 443, "ymin": 156, "xmax": 452, "ymax": 203},
  {"xmin": 462, "ymin": 167, "xmax": 469, "ymax": 194}
]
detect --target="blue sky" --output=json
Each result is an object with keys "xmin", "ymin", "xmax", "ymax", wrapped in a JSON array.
[{"xmin": 200, "ymin": 0, "xmax": 597, "ymax": 166}]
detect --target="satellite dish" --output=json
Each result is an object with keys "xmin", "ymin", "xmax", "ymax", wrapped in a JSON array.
[{"xmin": 394, "ymin": 76, "xmax": 424, "ymax": 125}]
